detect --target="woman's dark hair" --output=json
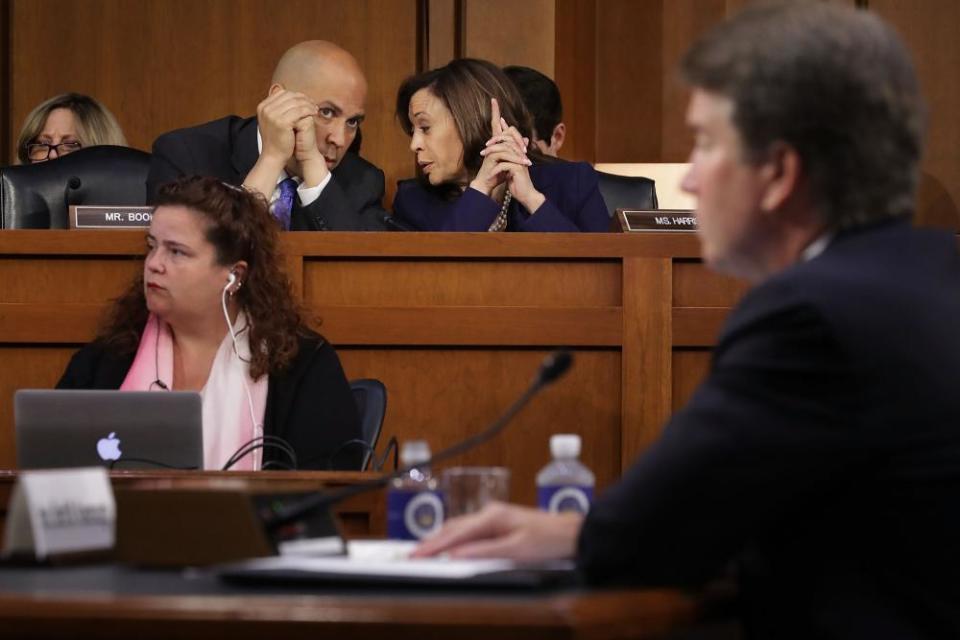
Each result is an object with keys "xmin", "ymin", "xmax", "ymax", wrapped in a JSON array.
[
  {"xmin": 95, "ymin": 176, "xmax": 308, "ymax": 379},
  {"xmin": 503, "ymin": 65, "xmax": 563, "ymax": 145},
  {"xmin": 396, "ymin": 58, "xmax": 548, "ymax": 195}
]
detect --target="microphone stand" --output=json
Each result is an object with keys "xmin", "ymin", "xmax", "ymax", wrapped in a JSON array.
[{"xmin": 260, "ymin": 351, "xmax": 573, "ymax": 534}]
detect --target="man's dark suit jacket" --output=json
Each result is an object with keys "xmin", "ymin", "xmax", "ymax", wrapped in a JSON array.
[
  {"xmin": 147, "ymin": 115, "xmax": 388, "ymax": 231},
  {"xmin": 578, "ymin": 220, "xmax": 960, "ymax": 638},
  {"xmin": 392, "ymin": 161, "xmax": 610, "ymax": 232}
]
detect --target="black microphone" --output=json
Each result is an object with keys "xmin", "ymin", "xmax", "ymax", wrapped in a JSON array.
[
  {"xmin": 381, "ymin": 212, "xmax": 416, "ymax": 232},
  {"xmin": 260, "ymin": 349, "xmax": 574, "ymax": 533}
]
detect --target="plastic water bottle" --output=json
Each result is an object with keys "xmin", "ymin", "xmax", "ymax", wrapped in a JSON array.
[
  {"xmin": 386, "ymin": 440, "xmax": 444, "ymax": 540},
  {"xmin": 536, "ymin": 434, "xmax": 595, "ymax": 514}
]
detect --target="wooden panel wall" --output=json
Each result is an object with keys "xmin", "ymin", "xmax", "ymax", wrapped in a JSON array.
[
  {"xmin": 0, "ymin": 232, "xmax": 729, "ymax": 506},
  {"xmin": 0, "ymin": 0, "xmax": 9, "ymax": 164},
  {"xmin": 596, "ymin": 0, "xmax": 664, "ymax": 162},
  {"xmin": 555, "ymin": 0, "xmax": 728, "ymax": 165},
  {"xmin": 7, "ymin": 0, "xmax": 418, "ymax": 205},
  {"xmin": 659, "ymin": 0, "xmax": 727, "ymax": 162},
  {"xmin": 426, "ymin": 0, "xmax": 457, "ymax": 70},
  {"xmin": 463, "ymin": 0, "xmax": 555, "ymax": 75},
  {"xmin": 552, "ymin": 0, "xmax": 959, "ymax": 227},
  {"xmin": 1, "ymin": 1, "xmax": 958, "ymax": 476},
  {"xmin": 870, "ymin": 0, "xmax": 960, "ymax": 230},
  {"xmin": 554, "ymin": 0, "xmax": 597, "ymax": 164},
  {"xmin": 6, "ymin": 0, "xmax": 953, "ymax": 224}
]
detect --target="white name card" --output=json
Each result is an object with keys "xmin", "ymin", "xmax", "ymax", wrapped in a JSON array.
[{"xmin": 3, "ymin": 468, "xmax": 116, "ymax": 559}]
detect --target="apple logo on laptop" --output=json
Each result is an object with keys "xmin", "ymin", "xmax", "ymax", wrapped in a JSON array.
[{"xmin": 97, "ymin": 432, "xmax": 122, "ymax": 462}]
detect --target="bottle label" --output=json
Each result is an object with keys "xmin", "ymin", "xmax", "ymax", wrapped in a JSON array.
[
  {"xmin": 537, "ymin": 485, "xmax": 593, "ymax": 514},
  {"xmin": 387, "ymin": 489, "xmax": 444, "ymax": 540}
]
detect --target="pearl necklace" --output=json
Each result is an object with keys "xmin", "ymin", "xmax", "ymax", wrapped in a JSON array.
[{"xmin": 488, "ymin": 189, "xmax": 511, "ymax": 232}]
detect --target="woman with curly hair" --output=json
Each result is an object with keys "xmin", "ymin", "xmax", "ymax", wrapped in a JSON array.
[{"xmin": 57, "ymin": 176, "xmax": 360, "ymax": 471}]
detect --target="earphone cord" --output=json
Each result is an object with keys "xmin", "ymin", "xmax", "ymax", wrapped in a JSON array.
[
  {"xmin": 151, "ymin": 314, "xmax": 169, "ymax": 390},
  {"xmin": 109, "ymin": 457, "xmax": 198, "ymax": 471},
  {"xmin": 326, "ymin": 435, "xmax": 399, "ymax": 472},
  {"xmin": 223, "ymin": 435, "xmax": 298, "ymax": 471},
  {"xmin": 221, "ymin": 280, "xmax": 264, "ymax": 470}
]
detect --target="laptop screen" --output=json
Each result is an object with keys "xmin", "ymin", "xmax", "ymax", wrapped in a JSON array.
[{"xmin": 14, "ymin": 389, "xmax": 203, "ymax": 470}]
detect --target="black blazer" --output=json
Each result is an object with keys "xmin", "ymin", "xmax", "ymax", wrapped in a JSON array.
[
  {"xmin": 57, "ymin": 333, "xmax": 362, "ymax": 471},
  {"xmin": 578, "ymin": 220, "xmax": 960, "ymax": 638},
  {"xmin": 392, "ymin": 161, "xmax": 610, "ymax": 232},
  {"xmin": 147, "ymin": 115, "xmax": 388, "ymax": 231}
]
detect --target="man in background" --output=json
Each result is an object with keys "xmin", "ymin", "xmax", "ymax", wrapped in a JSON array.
[
  {"xmin": 420, "ymin": 3, "xmax": 960, "ymax": 637},
  {"xmin": 503, "ymin": 66, "xmax": 565, "ymax": 157},
  {"xmin": 147, "ymin": 40, "xmax": 387, "ymax": 231}
]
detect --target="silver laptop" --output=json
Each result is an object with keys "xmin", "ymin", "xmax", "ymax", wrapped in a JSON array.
[{"xmin": 15, "ymin": 390, "xmax": 203, "ymax": 470}]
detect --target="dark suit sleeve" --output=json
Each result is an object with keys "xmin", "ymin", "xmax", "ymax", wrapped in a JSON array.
[
  {"xmin": 56, "ymin": 343, "xmax": 130, "ymax": 390},
  {"xmin": 391, "ymin": 181, "xmax": 499, "ymax": 231},
  {"xmin": 56, "ymin": 347, "xmax": 97, "ymax": 389},
  {"xmin": 279, "ymin": 341, "xmax": 363, "ymax": 470},
  {"xmin": 571, "ymin": 163, "xmax": 614, "ymax": 232},
  {"xmin": 296, "ymin": 165, "xmax": 389, "ymax": 231},
  {"xmin": 520, "ymin": 163, "xmax": 610, "ymax": 232},
  {"xmin": 578, "ymin": 288, "xmax": 864, "ymax": 586},
  {"xmin": 390, "ymin": 182, "xmax": 421, "ymax": 229},
  {"xmin": 147, "ymin": 133, "xmax": 193, "ymax": 204},
  {"xmin": 518, "ymin": 200, "xmax": 581, "ymax": 232}
]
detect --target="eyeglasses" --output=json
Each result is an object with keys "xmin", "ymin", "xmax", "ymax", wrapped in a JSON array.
[{"xmin": 26, "ymin": 141, "xmax": 82, "ymax": 161}]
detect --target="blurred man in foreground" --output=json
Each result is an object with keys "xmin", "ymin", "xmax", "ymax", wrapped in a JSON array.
[{"xmin": 417, "ymin": 3, "xmax": 960, "ymax": 637}]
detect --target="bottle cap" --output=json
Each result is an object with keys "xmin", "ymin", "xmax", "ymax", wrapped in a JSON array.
[
  {"xmin": 400, "ymin": 439, "xmax": 432, "ymax": 466},
  {"xmin": 550, "ymin": 434, "xmax": 581, "ymax": 459}
]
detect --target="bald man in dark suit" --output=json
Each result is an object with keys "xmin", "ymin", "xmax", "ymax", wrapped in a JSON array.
[{"xmin": 147, "ymin": 40, "xmax": 387, "ymax": 231}]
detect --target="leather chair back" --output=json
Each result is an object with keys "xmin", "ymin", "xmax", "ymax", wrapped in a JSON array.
[
  {"xmin": 1, "ymin": 145, "xmax": 151, "ymax": 229},
  {"xmin": 595, "ymin": 171, "xmax": 658, "ymax": 216},
  {"xmin": 350, "ymin": 378, "xmax": 388, "ymax": 471}
]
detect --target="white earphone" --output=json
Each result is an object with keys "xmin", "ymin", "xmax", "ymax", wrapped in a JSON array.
[{"xmin": 220, "ymin": 267, "xmax": 262, "ymax": 469}]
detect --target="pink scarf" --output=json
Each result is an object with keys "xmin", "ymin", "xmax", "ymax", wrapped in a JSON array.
[{"xmin": 120, "ymin": 313, "xmax": 268, "ymax": 470}]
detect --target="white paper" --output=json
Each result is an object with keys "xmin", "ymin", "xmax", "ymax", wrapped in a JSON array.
[
  {"xmin": 277, "ymin": 536, "xmax": 345, "ymax": 557},
  {"xmin": 346, "ymin": 539, "xmax": 419, "ymax": 562},
  {"xmin": 238, "ymin": 551, "xmax": 517, "ymax": 579}
]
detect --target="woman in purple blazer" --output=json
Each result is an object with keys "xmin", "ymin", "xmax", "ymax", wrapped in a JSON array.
[{"xmin": 393, "ymin": 59, "xmax": 609, "ymax": 232}]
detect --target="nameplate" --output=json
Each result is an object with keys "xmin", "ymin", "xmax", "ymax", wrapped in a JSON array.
[
  {"xmin": 70, "ymin": 205, "xmax": 155, "ymax": 229},
  {"xmin": 3, "ymin": 468, "xmax": 115, "ymax": 559},
  {"xmin": 618, "ymin": 209, "xmax": 697, "ymax": 232}
]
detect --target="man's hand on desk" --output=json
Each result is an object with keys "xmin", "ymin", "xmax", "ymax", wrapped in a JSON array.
[{"xmin": 412, "ymin": 502, "xmax": 583, "ymax": 561}]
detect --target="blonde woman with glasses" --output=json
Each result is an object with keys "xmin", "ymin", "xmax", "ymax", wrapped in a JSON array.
[{"xmin": 16, "ymin": 93, "xmax": 127, "ymax": 164}]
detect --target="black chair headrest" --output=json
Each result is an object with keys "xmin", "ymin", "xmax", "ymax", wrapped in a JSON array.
[
  {"xmin": 595, "ymin": 171, "xmax": 659, "ymax": 216},
  {"xmin": 1, "ymin": 145, "xmax": 151, "ymax": 229}
]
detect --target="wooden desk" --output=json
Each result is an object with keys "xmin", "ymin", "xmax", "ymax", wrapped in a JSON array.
[
  {"xmin": 0, "ymin": 564, "xmax": 735, "ymax": 639},
  {"xmin": 0, "ymin": 231, "xmax": 747, "ymax": 500},
  {"xmin": 0, "ymin": 470, "xmax": 386, "ymax": 539}
]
